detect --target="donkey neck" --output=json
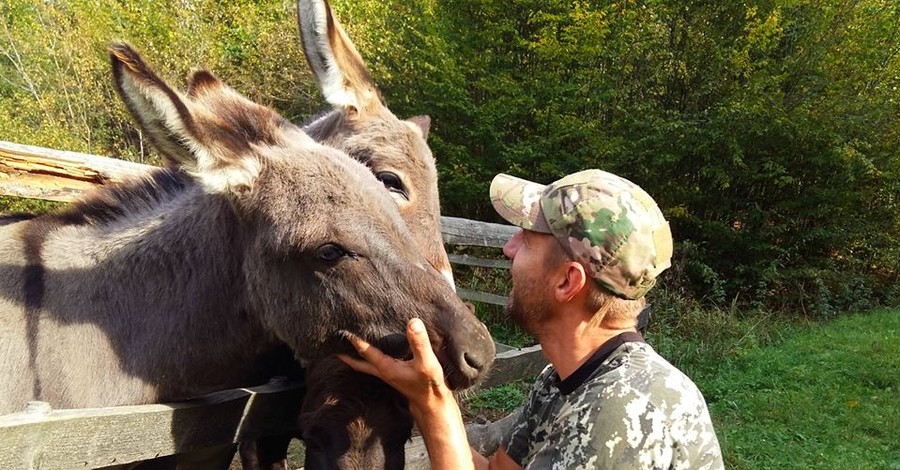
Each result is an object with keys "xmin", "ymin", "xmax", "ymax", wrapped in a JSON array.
[{"xmin": 23, "ymin": 178, "xmax": 276, "ymax": 401}]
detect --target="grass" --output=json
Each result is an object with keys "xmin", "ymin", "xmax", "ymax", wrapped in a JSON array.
[
  {"xmin": 461, "ymin": 378, "xmax": 533, "ymax": 423},
  {"xmin": 232, "ymin": 304, "xmax": 900, "ymax": 470},
  {"xmin": 693, "ymin": 308, "xmax": 899, "ymax": 469}
]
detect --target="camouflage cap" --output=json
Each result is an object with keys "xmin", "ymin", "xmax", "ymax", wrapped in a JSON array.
[{"xmin": 490, "ymin": 169, "xmax": 673, "ymax": 300}]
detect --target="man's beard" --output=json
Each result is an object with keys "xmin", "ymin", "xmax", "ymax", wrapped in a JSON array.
[{"xmin": 505, "ymin": 274, "xmax": 551, "ymax": 337}]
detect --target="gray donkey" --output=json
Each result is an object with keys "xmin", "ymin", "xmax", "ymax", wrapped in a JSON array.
[
  {"xmin": 0, "ymin": 43, "xmax": 495, "ymax": 425},
  {"xmin": 238, "ymin": 1, "xmax": 492, "ymax": 469}
]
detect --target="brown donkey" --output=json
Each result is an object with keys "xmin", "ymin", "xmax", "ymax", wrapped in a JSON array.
[
  {"xmin": 239, "ymin": 1, "xmax": 488, "ymax": 469},
  {"xmin": 0, "ymin": 44, "xmax": 494, "ymax": 421},
  {"xmin": 298, "ymin": 0, "xmax": 454, "ymax": 289}
]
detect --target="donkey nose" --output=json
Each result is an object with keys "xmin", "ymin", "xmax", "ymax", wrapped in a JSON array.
[
  {"xmin": 463, "ymin": 350, "xmax": 490, "ymax": 374},
  {"xmin": 456, "ymin": 324, "xmax": 496, "ymax": 380}
]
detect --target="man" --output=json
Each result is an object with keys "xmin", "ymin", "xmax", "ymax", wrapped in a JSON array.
[{"xmin": 340, "ymin": 169, "xmax": 724, "ymax": 469}]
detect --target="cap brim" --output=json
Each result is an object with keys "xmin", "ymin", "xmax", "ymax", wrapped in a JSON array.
[{"xmin": 490, "ymin": 173, "xmax": 551, "ymax": 233}]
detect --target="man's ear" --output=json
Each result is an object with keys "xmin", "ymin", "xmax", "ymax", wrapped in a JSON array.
[{"xmin": 554, "ymin": 261, "xmax": 590, "ymax": 303}]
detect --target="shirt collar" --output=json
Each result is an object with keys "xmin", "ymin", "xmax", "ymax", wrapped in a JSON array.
[{"xmin": 555, "ymin": 331, "xmax": 645, "ymax": 395}]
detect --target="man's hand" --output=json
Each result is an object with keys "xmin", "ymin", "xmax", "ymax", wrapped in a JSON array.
[
  {"xmin": 339, "ymin": 318, "xmax": 520, "ymax": 470},
  {"xmin": 338, "ymin": 318, "xmax": 450, "ymax": 410}
]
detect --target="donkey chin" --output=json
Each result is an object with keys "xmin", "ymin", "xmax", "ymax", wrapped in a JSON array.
[{"xmin": 334, "ymin": 328, "xmax": 495, "ymax": 391}]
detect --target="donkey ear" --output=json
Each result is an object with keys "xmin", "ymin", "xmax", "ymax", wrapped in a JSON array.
[
  {"xmin": 296, "ymin": 0, "xmax": 382, "ymax": 114},
  {"xmin": 109, "ymin": 42, "xmax": 199, "ymax": 167},
  {"xmin": 186, "ymin": 69, "xmax": 224, "ymax": 98},
  {"xmin": 407, "ymin": 115, "xmax": 431, "ymax": 141},
  {"xmin": 110, "ymin": 43, "xmax": 260, "ymax": 194}
]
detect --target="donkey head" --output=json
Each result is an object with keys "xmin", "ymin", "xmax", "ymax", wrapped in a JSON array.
[
  {"xmin": 297, "ymin": 0, "xmax": 453, "ymax": 288},
  {"xmin": 109, "ymin": 43, "xmax": 493, "ymax": 388},
  {"xmin": 299, "ymin": 357, "xmax": 412, "ymax": 470}
]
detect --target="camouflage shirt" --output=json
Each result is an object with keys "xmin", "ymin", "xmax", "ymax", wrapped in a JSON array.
[{"xmin": 502, "ymin": 332, "xmax": 723, "ymax": 469}]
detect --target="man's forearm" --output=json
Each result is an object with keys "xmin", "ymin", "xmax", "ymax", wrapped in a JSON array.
[{"xmin": 410, "ymin": 387, "xmax": 480, "ymax": 470}]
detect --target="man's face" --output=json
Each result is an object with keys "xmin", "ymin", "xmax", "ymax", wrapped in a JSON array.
[{"xmin": 502, "ymin": 229, "xmax": 557, "ymax": 335}]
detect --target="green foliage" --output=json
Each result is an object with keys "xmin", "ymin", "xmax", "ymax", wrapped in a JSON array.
[
  {"xmin": 460, "ymin": 299, "xmax": 899, "ymax": 468},
  {"xmin": 0, "ymin": 0, "xmax": 316, "ymax": 161},
  {"xmin": 409, "ymin": 0, "xmax": 900, "ymax": 315},
  {"xmin": 3, "ymin": 0, "xmax": 899, "ymax": 314},
  {"xmin": 0, "ymin": 196, "xmax": 65, "ymax": 215},
  {"xmin": 643, "ymin": 286, "xmax": 797, "ymax": 377}
]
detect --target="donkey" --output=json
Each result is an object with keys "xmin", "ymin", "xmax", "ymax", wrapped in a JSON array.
[
  {"xmin": 239, "ymin": 358, "xmax": 412, "ymax": 470},
  {"xmin": 298, "ymin": 358, "xmax": 412, "ymax": 470},
  {"xmin": 0, "ymin": 43, "xmax": 495, "ymax": 420},
  {"xmin": 297, "ymin": 0, "xmax": 453, "ymax": 289},
  {"xmin": 238, "ymin": 1, "xmax": 480, "ymax": 468}
]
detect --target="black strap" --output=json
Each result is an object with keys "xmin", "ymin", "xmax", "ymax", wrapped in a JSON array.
[{"xmin": 637, "ymin": 303, "xmax": 652, "ymax": 332}]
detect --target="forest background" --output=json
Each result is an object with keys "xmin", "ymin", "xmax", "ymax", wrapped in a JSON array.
[
  {"xmin": 3, "ymin": 0, "xmax": 899, "ymax": 317},
  {"xmin": 2, "ymin": 1, "xmax": 899, "ymax": 467}
]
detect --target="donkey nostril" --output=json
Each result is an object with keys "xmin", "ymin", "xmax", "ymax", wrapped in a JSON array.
[{"xmin": 463, "ymin": 351, "xmax": 487, "ymax": 374}]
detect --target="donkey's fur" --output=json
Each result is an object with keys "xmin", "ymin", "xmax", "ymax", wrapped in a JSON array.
[
  {"xmin": 240, "ymin": 1, "xmax": 488, "ymax": 469},
  {"xmin": 298, "ymin": 4, "xmax": 452, "ymax": 289},
  {"xmin": 298, "ymin": 358, "xmax": 412, "ymax": 470},
  {"xmin": 0, "ymin": 43, "xmax": 495, "ymax": 415},
  {"xmin": 239, "ymin": 358, "xmax": 412, "ymax": 470}
]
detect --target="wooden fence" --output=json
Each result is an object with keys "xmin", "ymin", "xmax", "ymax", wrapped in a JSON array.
[{"xmin": 0, "ymin": 140, "xmax": 543, "ymax": 469}]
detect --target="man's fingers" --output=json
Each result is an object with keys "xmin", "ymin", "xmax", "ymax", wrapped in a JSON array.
[
  {"xmin": 406, "ymin": 318, "xmax": 436, "ymax": 361},
  {"xmin": 338, "ymin": 330, "xmax": 399, "ymax": 378},
  {"xmin": 337, "ymin": 353, "xmax": 380, "ymax": 378},
  {"xmin": 340, "ymin": 330, "xmax": 387, "ymax": 363}
]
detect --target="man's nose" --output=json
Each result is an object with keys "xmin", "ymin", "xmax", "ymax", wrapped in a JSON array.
[{"xmin": 503, "ymin": 230, "xmax": 524, "ymax": 259}]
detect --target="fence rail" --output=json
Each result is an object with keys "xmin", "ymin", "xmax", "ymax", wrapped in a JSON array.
[
  {"xmin": 0, "ymin": 140, "xmax": 543, "ymax": 469},
  {"xmin": 0, "ymin": 380, "xmax": 304, "ymax": 469}
]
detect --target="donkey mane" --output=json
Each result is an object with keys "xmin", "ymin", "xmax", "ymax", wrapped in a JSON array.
[
  {"xmin": 35, "ymin": 168, "xmax": 191, "ymax": 229},
  {"xmin": 302, "ymin": 110, "xmax": 342, "ymax": 143}
]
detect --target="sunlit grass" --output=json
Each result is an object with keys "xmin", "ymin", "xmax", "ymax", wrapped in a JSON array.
[
  {"xmin": 0, "ymin": 196, "xmax": 65, "ymax": 215},
  {"xmin": 697, "ymin": 308, "xmax": 899, "ymax": 469}
]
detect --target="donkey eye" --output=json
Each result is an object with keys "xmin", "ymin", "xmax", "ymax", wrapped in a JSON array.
[
  {"xmin": 375, "ymin": 171, "xmax": 408, "ymax": 201},
  {"xmin": 317, "ymin": 244, "xmax": 347, "ymax": 262}
]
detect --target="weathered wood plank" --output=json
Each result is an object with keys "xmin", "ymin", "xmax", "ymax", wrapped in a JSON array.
[
  {"xmin": 457, "ymin": 288, "xmax": 509, "ymax": 306},
  {"xmin": 0, "ymin": 172, "xmax": 97, "ymax": 202},
  {"xmin": 448, "ymin": 253, "xmax": 511, "ymax": 269},
  {"xmin": 404, "ymin": 436, "xmax": 431, "ymax": 469},
  {"xmin": 403, "ymin": 412, "xmax": 520, "ymax": 469},
  {"xmin": 0, "ymin": 379, "xmax": 304, "ymax": 470},
  {"xmin": 479, "ymin": 345, "xmax": 547, "ymax": 389},
  {"xmin": 0, "ymin": 140, "xmax": 155, "ymax": 203},
  {"xmin": 441, "ymin": 216, "xmax": 518, "ymax": 247}
]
